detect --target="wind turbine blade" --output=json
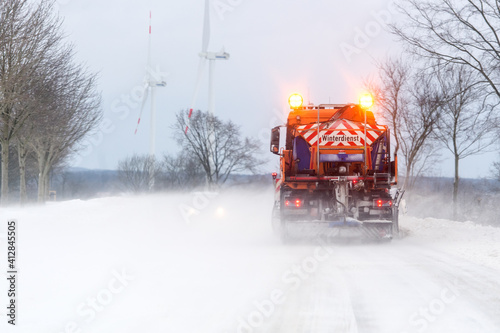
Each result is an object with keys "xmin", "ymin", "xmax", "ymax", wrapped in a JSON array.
[
  {"xmin": 148, "ymin": 11, "xmax": 151, "ymax": 68},
  {"xmin": 184, "ymin": 108, "xmax": 193, "ymax": 134},
  {"xmin": 146, "ymin": 11, "xmax": 151, "ymax": 82},
  {"xmin": 185, "ymin": 57, "xmax": 207, "ymax": 134},
  {"xmin": 201, "ymin": 0, "xmax": 210, "ymax": 52},
  {"xmin": 135, "ymin": 85, "xmax": 150, "ymax": 135}
]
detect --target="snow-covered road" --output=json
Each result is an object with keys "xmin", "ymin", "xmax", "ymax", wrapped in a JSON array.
[{"xmin": 0, "ymin": 189, "xmax": 499, "ymax": 333}]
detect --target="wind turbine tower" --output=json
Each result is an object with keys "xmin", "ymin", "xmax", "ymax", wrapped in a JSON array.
[
  {"xmin": 134, "ymin": 11, "xmax": 167, "ymax": 189},
  {"xmin": 185, "ymin": 0, "xmax": 229, "ymax": 134}
]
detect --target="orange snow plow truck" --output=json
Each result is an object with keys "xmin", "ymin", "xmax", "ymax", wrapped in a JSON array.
[{"xmin": 270, "ymin": 93, "xmax": 404, "ymax": 242}]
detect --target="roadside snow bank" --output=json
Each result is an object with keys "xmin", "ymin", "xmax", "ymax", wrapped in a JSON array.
[{"xmin": 400, "ymin": 216, "xmax": 500, "ymax": 270}]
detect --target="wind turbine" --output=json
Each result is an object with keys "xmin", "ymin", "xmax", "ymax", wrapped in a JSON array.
[
  {"xmin": 185, "ymin": 0, "xmax": 230, "ymax": 134},
  {"xmin": 134, "ymin": 11, "xmax": 167, "ymax": 189}
]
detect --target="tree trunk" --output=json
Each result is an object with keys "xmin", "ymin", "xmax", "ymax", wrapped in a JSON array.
[
  {"xmin": 38, "ymin": 168, "xmax": 50, "ymax": 203},
  {"xmin": 402, "ymin": 163, "xmax": 411, "ymax": 191},
  {"xmin": 37, "ymin": 171, "xmax": 45, "ymax": 203},
  {"xmin": 453, "ymin": 154, "xmax": 459, "ymax": 220},
  {"xmin": 1, "ymin": 141, "xmax": 9, "ymax": 205},
  {"xmin": 18, "ymin": 143, "xmax": 28, "ymax": 205},
  {"xmin": 44, "ymin": 172, "xmax": 50, "ymax": 201},
  {"xmin": 37, "ymin": 151, "xmax": 47, "ymax": 203}
]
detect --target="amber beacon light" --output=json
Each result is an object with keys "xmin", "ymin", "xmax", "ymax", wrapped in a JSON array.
[
  {"xmin": 359, "ymin": 93, "xmax": 374, "ymax": 109},
  {"xmin": 288, "ymin": 93, "xmax": 304, "ymax": 109}
]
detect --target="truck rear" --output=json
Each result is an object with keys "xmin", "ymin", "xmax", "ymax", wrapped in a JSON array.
[{"xmin": 270, "ymin": 93, "xmax": 404, "ymax": 242}]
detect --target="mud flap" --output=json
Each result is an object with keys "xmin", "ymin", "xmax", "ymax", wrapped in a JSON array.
[{"xmin": 361, "ymin": 223, "xmax": 393, "ymax": 240}]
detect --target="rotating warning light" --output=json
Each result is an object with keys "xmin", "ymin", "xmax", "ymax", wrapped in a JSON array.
[
  {"xmin": 359, "ymin": 93, "xmax": 374, "ymax": 109},
  {"xmin": 289, "ymin": 93, "xmax": 303, "ymax": 109}
]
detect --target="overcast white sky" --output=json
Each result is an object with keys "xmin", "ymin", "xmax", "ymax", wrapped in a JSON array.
[{"xmin": 56, "ymin": 0, "xmax": 497, "ymax": 179}]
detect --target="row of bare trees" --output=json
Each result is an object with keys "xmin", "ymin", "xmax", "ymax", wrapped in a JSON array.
[
  {"xmin": 371, "ymin": 60, "xmax": 497, "ymax": 188},
  {"xmin": 0, "ymin": 0, "xmax": 101, "ymax": 204},
  {"xmin": 117, "ymin": 152, "xmax": 205, "ymax": 193},
  {"xmin": 369, "ymin": 0, "xmax": 500, "ymax": 217}
]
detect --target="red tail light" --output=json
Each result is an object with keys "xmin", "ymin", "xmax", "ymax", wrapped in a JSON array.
[
  {"xmin": 373, "ymin": 199, "xmax": 392, "ymax": 208},
  {"xmin": 285, "ymin": 199, "xmax": 302, "ymax": 208}
]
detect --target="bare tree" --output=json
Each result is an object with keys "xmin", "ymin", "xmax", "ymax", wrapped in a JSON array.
[
  {"xmin": 390, "ymin": 0, "xmax": 500, "ymax": 100},
  {"xmin": 0, "ymin": 0, "xmax": 64, "ymax": 204},
  {"xmin": 29, "ymin": 62, "xmax": 101, "ymax": 203},
  {"xmin": 370, "ymin": 58, "xmax": 443, "ymax": 190},
  {"xmin": 492, "ymin": 157, "xmax": 500, "ymax": 180},
  {"xmin": 402, "ymin": 143, "xmax": 440, "ymax": 190},
  {"xmin": 15, "ymin": 136, "xmax": 30, "ymax": 203},
  {"xmin": 434, "ymin": 64, "xmax": 497, "ymax": 213},
  {"xmin": 175, "ymin": 110, "xmax": 263, "ymax": 189},
  {"xmin": 117, "ymin": 154, "xmax": 161, "ymax": 193},
  {"xmin": 366, "ymin": 57, "xmax": 412, "ymax": 156},
  {"xmin": 13, "ymin": 46, "xmax": 71, "ymax": 203},
  {"xmin": 399, "ymin": 72, "xmax": 443, "ymax": 190},
  {"xmin": 161, "ymin": 151, "xmax": 205, "ymax": 190}
]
